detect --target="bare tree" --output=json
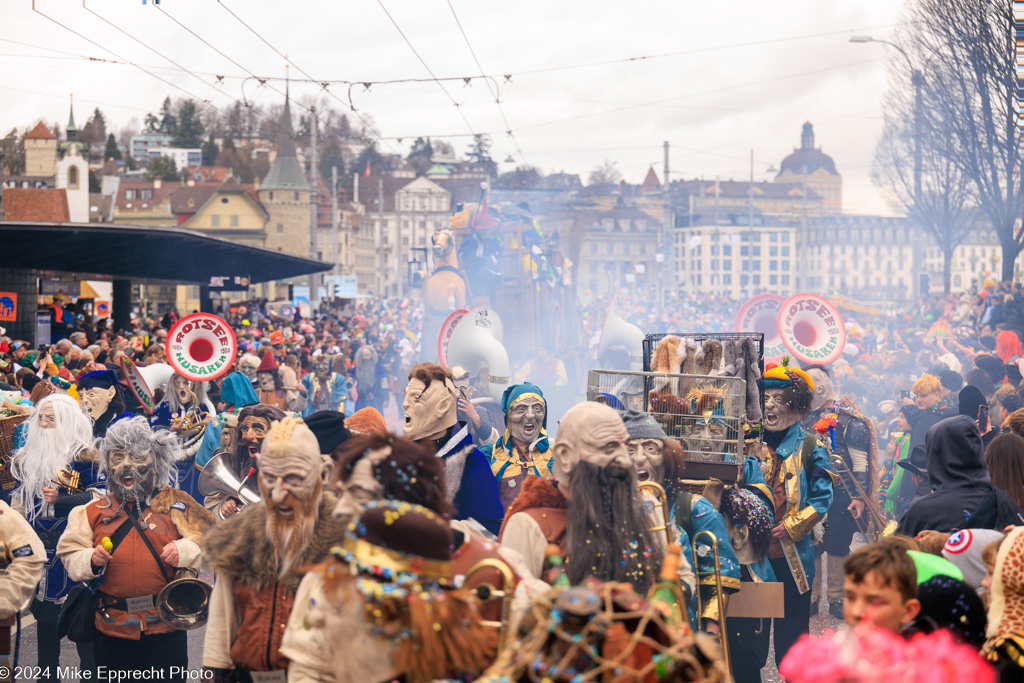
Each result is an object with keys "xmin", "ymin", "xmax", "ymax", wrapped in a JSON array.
[
  {"xmin": 588, "ymin": 160, "xmax": 621, "ymax": 185},
  {"xmin": 909, "ymin": 0, "xmax": 1024, "ymax": 281},
  {"xmin": 871, "ymin": 26, "xmax": 975, "ymax": 293}
]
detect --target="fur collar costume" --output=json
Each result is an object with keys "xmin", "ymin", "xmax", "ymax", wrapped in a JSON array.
[
  {"xmin": 149, "ymin": 487, "xmax": 215, "ymax": 543},
  {"xmin": 202, "ymin": 491, "xmax": 345, "ymax": 594},
  {"xmin": 499, "ymin": 476, "xmax": 566, "ymax": 538}
]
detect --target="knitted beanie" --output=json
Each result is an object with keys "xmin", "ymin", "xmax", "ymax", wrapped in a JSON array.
[{"xmin": 621, "ymin": 408, "xmax": 668, "ymax": 441}]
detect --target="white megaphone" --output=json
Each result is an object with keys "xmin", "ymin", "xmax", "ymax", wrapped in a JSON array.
[
  {"xmin": 445, "ymin": 307, "xmax": 510, "ymax": 402},
  {"xmin": 598, "ymin": 309, "xmax": 644, "ymax": 371},
  {"xmin": 121, "ymin": 357, "xmax": 176, "ymax": 414}
]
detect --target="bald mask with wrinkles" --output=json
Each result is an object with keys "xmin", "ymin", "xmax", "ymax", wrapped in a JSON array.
[{"xmin": 552, "ymin": 402, "xmax": 631, "ymax": 486}]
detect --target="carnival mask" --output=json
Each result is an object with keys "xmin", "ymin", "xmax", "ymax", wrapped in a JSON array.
[
  {"xmin": 172, "ymin": 375, "xmax": 198, "ymax": 405},
  {"xmin": 107, "ymin": 448, "xmax": 156, "ymax": 499},
  {"xmin": 552, "ymin": 402, "xmax": 631, "ymax": 487},
  {"xmin": 627, "ymin": 438, "xmax": 664, "ymax": 483},
  {"xmin": 764, "ymin": 388, "xmax": 799, "ymax": 433},
  {"xmin": 402, "ymin": 377, "xmax": 457, "ymax": 441},
  {"xmin": 238, "ymin": 415, "xmax": 271, "ymax": 459},
  {"xmin": 239, "ymin": 361, "xmax": 258, "ymax": 381},
  {"xmin": 508, "ymin": 397, "xmax": 545, "ymax": 444},
  {"xmin": 313, "ymin": 355, "xmax": 331, "ymax": 378},
  {"xmin": 79, "ymin": 385, "xmax": 116, "ymax": 419},
  {"xmin": 723, "ymin": 514, "xmax": 756, "ymax": 565},
  {"xmin": 682, "ymin": 419, "xmax": 728, "ymax": 462},
  {"xmin": 332, "ymin": 452, "xmax": 385, "ymax": 525},
  {"xmin": 258, "ymin": 372, "xmax": 276, "ymax": 392},
  {"xmin": 37, "ymin": 402, "xmax": 56, "ymax": 429}
]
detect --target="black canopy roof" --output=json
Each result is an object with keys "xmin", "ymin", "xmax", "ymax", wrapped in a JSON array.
[{"xmin": 1, "ymin": 221, "xmax": 329, "ymax": 283}]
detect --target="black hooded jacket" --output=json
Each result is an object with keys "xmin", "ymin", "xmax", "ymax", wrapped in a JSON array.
[{"xmin": 896, "ymin": 415, "xmax": 1024, "ymax": 536}]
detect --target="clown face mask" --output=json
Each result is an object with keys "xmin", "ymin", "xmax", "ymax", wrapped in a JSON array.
[
  {"xmin": 402, "ymin": 377, "xmax": 457, "ymax": 442},
  {"xmin": 79, "ymin": 385, "xmax": 116, "ymax": 419},
  {"xmin": 107, "ymin": 448, "xmax": 156, "ymax": 500},
  {"xmin": 627, "ymin": 438, "xmax": 664, "ymax": 483},
  {"xmin": 764, "ymin": 388, "xmax": 799, "ymax": 433},
  {"xmin": 508, "ymin": 397, "xmax": 545, "ymax": 444},
  {"xmin": 258, "ymin": 372, "xmax": 276, "ymax": 392}
]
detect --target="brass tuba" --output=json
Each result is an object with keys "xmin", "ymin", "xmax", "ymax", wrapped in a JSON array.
[
  {"xmin": 156, "ymin": 567, "xmax": 212, "ymax": 630},
  {"xmin": 198, "ymin": 450, "xmax": 261, "ymax": 510},
  {"xmin": 830, "ymin": 454, "xmax": 897, "ymax": 541},
  {"xmin": 463, "ymin": 557, "xmax": 515, "ymax": 651}
]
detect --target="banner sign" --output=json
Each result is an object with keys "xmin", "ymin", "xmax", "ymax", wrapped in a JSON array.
[
  {"xmin": 166, "ymin": 313, "xmax": 237, "ymax": 381},
  {"xmin": 206, "ymin": 275, "xmax": 251, "ymax": 291},
  {"xmin": 0, "ymin": 293, "xmax": 16, "ymax": 322}
]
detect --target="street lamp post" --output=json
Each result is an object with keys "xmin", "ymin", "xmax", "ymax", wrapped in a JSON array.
[{"xmin": 850, "ymin": 35, "xmax": 923, "ymax": 203}]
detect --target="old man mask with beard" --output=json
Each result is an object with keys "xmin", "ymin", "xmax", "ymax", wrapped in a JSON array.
[
  {"xmin": 553, "ymin": 402, "xmax": 663, "ymax": 593},
  {"xmin": 11, "ymin": 394, "xmax": 95, "ymax": 523},
  {"xmin": 98, "ymin": 416, "xmax": 180, "ymax": 514},
  {"xmin": 257, "ymin": 417, "xmax": 331, "ymax": 577}
]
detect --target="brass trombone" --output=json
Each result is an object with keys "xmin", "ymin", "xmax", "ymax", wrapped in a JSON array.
[
  {"xmin": 829, "ymin": 454, "xmax": 896, "ymax": 541},
  {"xmin": 638, "ymin": 480, "xmax": 675, "ymax": 545},
  {"xmin": 50, "ymin": 468, "xmax": 82, "ymax": 493},
  {"xmin": 693, "ymin": 529, "xmax": 731, "ymax": 683},
  {"xmin": 464, "ymin": 557, "xmax": 515, "ymax": 651}
]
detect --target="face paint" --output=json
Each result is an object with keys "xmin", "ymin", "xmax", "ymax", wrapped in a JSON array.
[
  {"xmin": 508, "ymin": 397, "xmax": 545, "ymax": 444},
  {"xmin": 627, "ymin": 438, "xmax": 665, "ymax": 483},
  {"xmin": 764, "ymin": 388, "xmax": 799, "ymax": 433}
]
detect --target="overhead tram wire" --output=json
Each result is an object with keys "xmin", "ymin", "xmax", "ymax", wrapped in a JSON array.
[
  {"xmin": 150, "ymin": 2, "xmax": 328, "ymax": 137},
  {"xmin": 215, "ymin": 0, "xmax": 398, "ymax": 154},
  {"xmin": 445, "ymin": 0, "xmax": 527, "ymax": 166},
  {"xmin": 30, "ymin": 0, "xmax": 229, "ymax": 120},
  {"xmin": 374, "ymin": 0, "xmax": 477, "ymax": 137}
]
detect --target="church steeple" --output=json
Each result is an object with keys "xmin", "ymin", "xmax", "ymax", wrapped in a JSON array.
[
  {"xmin": 277, "ymin": 76, "xmax": 296, "ymax": 158},
  {"xmin": 66, "ymin": 94, "xmax": 77, "ymax": 142},
  {"xmin": 800, "ymin": 121, "xmax": 814, "ymax": 150}
]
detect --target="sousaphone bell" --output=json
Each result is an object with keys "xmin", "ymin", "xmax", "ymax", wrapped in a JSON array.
[
  {"xmin": 198, "ymin": 450, "xmax": 262, "ymax": 509},
  {"xmin": 156, "ymin": 568, "xmax": 212, "ymax": 630}
]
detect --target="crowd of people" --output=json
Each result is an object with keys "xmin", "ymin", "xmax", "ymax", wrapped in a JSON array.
[{"xmin": 0, "ymin": 280, "xmax": 1021, "ymax": 681}]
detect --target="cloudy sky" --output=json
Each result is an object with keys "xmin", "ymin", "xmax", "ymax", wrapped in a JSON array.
[{"xmin": 2, "ymin": 0, "xmax": 905, "ymax": 214}]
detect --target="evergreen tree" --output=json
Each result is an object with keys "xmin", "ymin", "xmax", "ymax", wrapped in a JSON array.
[
  {"xmin": 172, "ymin": 100, "xmax": 205, "ymax": 148},
  {"xmin": 1, "ymin": 127, "xmax": 25, "ymax": 175},
  {"xmin": 145, "ymin": 155, "xmax": 178, "ymax": 181},
  {"xmin": 104, "ymin": 134, "xmax": 121, "ymax": 160},
  {"xmin": 354, "ymin": 142, "xmax": 382, "ymax": 177},
  {"xmin": 159, "ymin": 97, "xmax": 176, "ymax": 135},
  {"xmin": 320, "ymin": 140, "xmax": 345, "ymax": 180},
  {"xmin": 88, "ymin": 170, "xmax": 101, "ymax": 193},
  {"xmin": 407, "ymin": 137, "xmax": 434, "ymax": 176},
  {"xmin": 201, "ymin": 134, "xmax": 218, "ymax": 166},
  {"xmin": 466, "ymin": 134, "xmax": 497, "ymax": 177}
]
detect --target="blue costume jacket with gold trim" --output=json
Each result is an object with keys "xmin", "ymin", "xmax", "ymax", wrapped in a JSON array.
[{"xmin": 671, "ymin": 494, "xmax": 741, "ymax": 629}]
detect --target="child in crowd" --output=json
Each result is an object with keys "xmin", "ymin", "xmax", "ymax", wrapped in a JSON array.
[{"xmin": 844, "ymin": 539, "xmax": 921, "ymax": 634}]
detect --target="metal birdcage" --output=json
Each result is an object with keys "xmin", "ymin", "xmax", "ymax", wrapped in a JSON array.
[
  {"xmin": 642, "ymin": 332, "xmax": 766, "ymax": 420},
  {"xmin": 0, "ymin": 415, "xmax": 27, "ymax": 491},
  {"xmin": 586, "ymin": 369, "xmax": 746, "ymax": 467}
]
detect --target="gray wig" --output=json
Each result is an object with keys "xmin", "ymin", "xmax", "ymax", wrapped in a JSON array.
[{"xmin": 97, "ymin": 416, "xmax": 180, "ymax": 508}]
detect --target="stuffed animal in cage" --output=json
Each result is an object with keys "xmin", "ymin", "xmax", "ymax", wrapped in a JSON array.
[
  {"xmin": 721, "ymin": 338, "xmax": 762, "ymax": 422},
  {"xmin": 648, "ymin": 336, "xmax": 723, "ymax": 401}
]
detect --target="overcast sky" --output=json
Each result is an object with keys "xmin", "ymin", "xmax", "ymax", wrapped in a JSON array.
[{"xmin": 2, "ymin": 0, "xmax": 905, "ymax": 214}]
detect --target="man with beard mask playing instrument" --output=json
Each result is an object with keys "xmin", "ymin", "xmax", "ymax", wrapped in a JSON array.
[
  {"xmin": 11, "ymin": 394, "xmax": 101, "ymax": 678},
  {"xmin": 758, "ymin": 359, "xmax": 835, "ymax": 668},
  {"xmin": 620, "ymin": 408, "xmax": 740, "ymax": 635},
  {"xmin": 500, "ymin": 401, "xmax": 664, "ymax": 595},
  {"xmin": 56, "ymin": 417, "xmax": 213, "ymax": 679},
  {"xmin": 403, "ymin": 363, "xmax": 504, "ymax": 536},
  {"xmin": 203, "ymin": 403, "xmax": 285, "ymax": 520},
  {"xmin": 201, "ymin": 417, "xmax": 345, "ymax": 682},
  {"xmin": 76, "ymin": 369, "xmax": 133, "ymax": 438},
  {"xmin": 481, "ymin": 382, "xmax": 552, "ymax": 508}
]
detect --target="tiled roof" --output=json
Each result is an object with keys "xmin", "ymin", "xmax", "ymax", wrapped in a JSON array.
[
  {"xmin": 113, "ymin": 181, "xmax": 179, "ymax": 209},
  {"xmin": 3, "ymin": 188, "xmax": 69, "ymax": 221},
  {"xmin": 25, "ymin": 122, "xmax": 56, "ymax": 140},
  {"xmin": 674, "ymin": 179, "xmax": 823, "ymax": 201}
]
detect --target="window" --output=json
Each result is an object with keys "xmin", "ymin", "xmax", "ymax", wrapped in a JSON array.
[
  {"xmin": 723, "ymin": 244, "xmax": 732, "ymax": 256},
  {"xmin": 230, "ymin": 215, "xmax": 239, "ymax": 227},
  {"xmin": 723, "ymin": 259, "xmax": 731, "ymax": 270},
  {"xmin": 770, "ymin": 246, "xmax": 778, "ymax": 256},
  {"xmin": 294, "ymin": 192, "xmax": 299, "ymax": 201},
  {"xmin": 782, "ymin": 246, "xmax": 790, "ymax": 256},
  {"xmin": 753, "ymin": 274, "xmax": 761, "ymax": 285},
  {"xmin": 125, "ymin": 189, "xmax": 136, "ymax": 200},
  {"xmin": 67, "ymin": 166, "xmax": 79, "ymax": 189},
  {"xmin": 769, "ymin": 232, "xmax": 778, "ymax": 242},
  {"xmin": 782, "ymin": 232, "xmax": 790, "ymax": 242},
  {"xmin": 210, "ymin": 214, "xmax": 221, "ymax": 227},
  {"xmin": 782, "ymin": 274, "xmax": 790, "ymax": 285},
  {"xmin": 711, "ymin": 260, "xmax": 718, "ymax": 270},
  {"xmin": 590, "ymin": 243, "xmax": 597, "ymax": 254},
  {"xmin": 770, "ymin": 274, "xmax": 778, "ymax": 285},
  {"xmin": 624, "ymin": 243, "xmax": 631, "ymax": 255},
  {"xmin": 723, "ymin": 274, "xmax": 732, "ymax": 285},
  {"xmin": 277, "ymin": 223, "xmax": 283, "ymax": 233},
  {"xmin": 640, "ymin": 244, "xmax": 647, "ymax": 255},
  {"xmin": 769, "ymin": 260, "xmax": 778, "ymax": 270},
  {"xmin": 752, "ymin": 246, "xmax": 761, "ymax": 256},
  {"xmin": 711, "ymin": 245, "xmax": 718, "ymax": 256},
  {"xmin": 782, "ymin": 260, "xmax": 790, "ymax": 270},
  {"xmin": 141, "ymin": 189, "xmax": 153, "ymax": 200},
  {"xmin": 187, "ymin": 198, "xmax": 195, "ymax": 208},
  {"xmin": 741, "ymin": 246, "xmax": 749, "ymax": 256},
  {"xmin": 606, "ymin": 243, "xmax": 614, "ymax": 255},
  {"xmin": 752, "ymin": 261, "xmax": 761, "ymax": 270},
  {"xmin": 269, "ymin": 192, "xmax": 274, "ymax": 201}
]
